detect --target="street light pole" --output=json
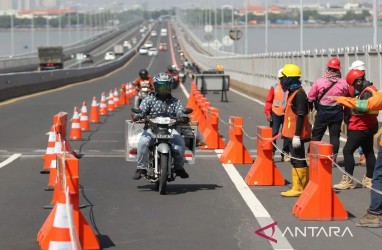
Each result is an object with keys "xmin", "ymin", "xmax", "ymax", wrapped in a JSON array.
[
  {"xmin": 245, "ymin": 0, "xmax": 248, "ymax": 55},
  {"xmin": 373, "ymin": 0, "xmax": 378, "ymax": 47},
  {"xmin": 265, "ymin": 0, "xmax": 268, "ymax": 53},
  {"xmin": 300, "ymin": 0, "xmax": 303, "ymax": 52},
  {"xmin": 31, "ymin": 14, "xmax": 34, "ymax": 52},
  {"xmin": 11, "ymin": 13, "xmax": 14, "ymax": 56}
]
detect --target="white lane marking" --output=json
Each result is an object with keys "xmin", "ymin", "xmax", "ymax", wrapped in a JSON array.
[
  {"xmin": 216, "ymin": 151, "xmax": 293, "ymax": 250},
  {"xmin": 0, "ymin": 154, "xmax": 22, "ymax": 168},
  {"xmin": 182, "ymin": 80, "xmax": 293, "ymax": 248}
]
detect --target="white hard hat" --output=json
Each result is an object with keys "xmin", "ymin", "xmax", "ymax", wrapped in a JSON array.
[
  {"xmin": 349, "ymin": 60, "xmax": 365, "ymax": 71},
  {"xmin": 277, "ymin": 68, "xmax": 284, "ymax": 78}
]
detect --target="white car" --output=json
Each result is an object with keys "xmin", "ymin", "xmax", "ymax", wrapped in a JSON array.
[
  {"xmin": 144, "ymin": 40, "xmax": 153, "ymax": 48},
  {"xmin": 151, "ymin": 31, "xmax": 157, "ymax": 37},
  {"xmin": 104, "ymin": 52, "xmax": 116, "ymax": 61},
  {"xmin": 123, "ymin": 40, "xmax": 132, "ymax": 49},
  {"xmin": 148, "ymin": 48, "xmax": 158, "ymax": 56},
  {"xmin": 139, "ymin": 47, "xmax": 148, "ymax": 55}
]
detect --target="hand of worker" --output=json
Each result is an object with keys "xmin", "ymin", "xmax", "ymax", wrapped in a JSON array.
[
  {"xmin": 267, "ymin": 116, "xmax": 272, "ymax": 122},
  {"xmin": 292, "ymin": 136, "xmax": 301, "ymax": 149}
]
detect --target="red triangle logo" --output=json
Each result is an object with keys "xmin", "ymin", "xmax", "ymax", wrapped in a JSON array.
[{"xmin": 255, "ymin": 222, "xmax": 278, "ymax": 243}]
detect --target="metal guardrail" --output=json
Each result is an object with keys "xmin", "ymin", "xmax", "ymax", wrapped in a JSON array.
[
  {"xmin": 175, "ymin": 20, "xmax": 382, "ymax": 94},
  {"xmin": 0, "ymin": 20, "xmax": 142, "ymax": 73},
  {"xmin": 0, "ymin": 26, "xmax": 151, "ymax": 102}
]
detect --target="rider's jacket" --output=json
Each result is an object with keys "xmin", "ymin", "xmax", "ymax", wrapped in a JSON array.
[
  {"xmin": 138, "ymin": 94, "xmax": 186, "ymax": 120},
  {"xmin": 133, "ymin": 76, "xmax": 154, "ymax": 90}
]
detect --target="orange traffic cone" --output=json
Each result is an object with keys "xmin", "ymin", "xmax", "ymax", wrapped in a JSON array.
[
  {"xmin": 125, "ymin": 83, "xmax": 131, "ymax": 105},
  {"xmin": 107, "ymin": 90, "xmax": 115, "ymax": 112},
  {"xmin": 80, "ymin": 101, "xmax": 90, "ymax": 132},
  {"xmin": 119, "ymin": 84, "xmax": 127, "ymax": 105},
  {"xmin": 89, "ymin": 96, "xmax": 100, "ymax": 123},
  {"xmin": 99, "ymin": 92, "xmax": 108, "ymax": 116},
  {"xmin": 46, "ymin": 134, "xmax": 62, "ymax": 191},
  {"xmin": 113, "ymin": 88, "xmax": 120, "ymax": 109},
  {"xmin": 41, "ymin": 127, "xmax": 57, "ymax": 174},
  {"xmin": 69, "ymin": 107, "xmax": 82, "ymax": 140}
]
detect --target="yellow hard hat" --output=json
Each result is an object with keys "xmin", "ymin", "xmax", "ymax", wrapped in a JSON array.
[{"xmin": 282, "ymin": 64, "xmax": 301, "ymax": 77}]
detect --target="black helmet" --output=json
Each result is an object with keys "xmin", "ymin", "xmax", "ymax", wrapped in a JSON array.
[
  {"xmin": 153, "ymin": 72, "xmax": 173, "ymax": 96},
  {"xmin": 139, "ymin": 69, "xmax": 149, "ymax": 79},
  {"xmin": 167, "ymin": 65, "xmax": 177, "ymax": 74}
]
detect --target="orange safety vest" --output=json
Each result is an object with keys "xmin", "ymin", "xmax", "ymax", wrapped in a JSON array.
[
  {"xmin": 282, "ymin": 89, "xmax": 312, "ymax": 140},
  {"xmin": 271, "ymin": 83, "xmax": 288, "ymax": 116}
]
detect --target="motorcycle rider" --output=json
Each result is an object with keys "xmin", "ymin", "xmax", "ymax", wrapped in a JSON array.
[
  {"xmin": 167, "ymin": 65, "xmax": 180, "ymax": 89},
  {"xmin": 132, "ymin": 72, "xmax": 190, "ymax": 180},
  {"xmin": 133, "ymin": 69, "xmax": 154, "ymax": 108}
]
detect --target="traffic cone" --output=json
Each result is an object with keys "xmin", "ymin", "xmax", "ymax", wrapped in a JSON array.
[
  {"xmin": 45, "ymin": 134, "xmax": 62, "ymax": 192},
  {"xmin": 80, "ymin": 101, "xmax": 90, "ymax": 132},
  {"xmin": 113, "ymin": 88, "xmax": 120, "ymax": 109},
  {"xmin": 41, "ymin": 127, "xmax": 57, "ymax": 174},
  {"xmin": 99, "ymin": 92, "xmax": 108, "ymax": 116},
  {"xmin": 107, "ymin": 90, "xmax": 115, "ymax": 112},
  {"xmin": 89, "ymin": 96, "xmax": 100, "ymax": 123},
  {"xmin": 69, "ymin": 107, "xmax": 82, "ymax": 140},
  {"xmin": 125, "ymin": 83, "xmax": 131, "ymax": 105},
  {"xmin": 119, "ymin": 84, "xmax": 127, "ymax": 105}
]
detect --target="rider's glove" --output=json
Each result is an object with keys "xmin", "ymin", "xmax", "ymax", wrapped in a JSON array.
[
  {"xmin": 132, "ymin": 115, "xmax": 142, "ymax": 122},
  {"xmin": 179, "ymin": 116, "xmax": 190, "ymax": 123},
  {"xmin": 292, "ymin": 136, "xmax": 301, "ymax": 149}
]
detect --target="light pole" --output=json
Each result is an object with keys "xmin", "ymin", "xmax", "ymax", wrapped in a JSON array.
[
  {"xmin": 245, "ymin": 0, "xmax": 248, "ymax": 55},
  {"xmin": 59, "ymin": 11, "xmax": 62, "ymax": 45},
  {"xmin": 11, "ymin": 13, "xmax": 14, "ymax": 56},
  {"xmin": 46, "ymin": 15, "xmax": 50, "ymax": 46},
  {"xmin": 300, "ymin": 0, "xmax": 303, "ymax": 52},
  {"xmin": 31, "ymin": 13, "xmax": 34, "ymax": 52},
  {"xmin": 68, "ymin": 12, "xmax": 72, "ymax": 45},
  {"xmin": 373, "ymin": 0, "xmax": 378, "ymax": 47},
  {"xmin": 76, "ymin": 11, "xmax": 80, "ymax": 42},
  {"xmin": 265, "ymin": 0, "xmax": 268, "ymax": 53}
]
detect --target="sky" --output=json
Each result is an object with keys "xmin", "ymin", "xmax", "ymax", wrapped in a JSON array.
[{"xmin": 64, "ymin": 0, "xmax": 374, "ymax": 10}]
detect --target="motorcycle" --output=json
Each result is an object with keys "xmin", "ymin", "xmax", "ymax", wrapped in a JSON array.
[
  {"xmin": 128, "ymin": 107, "xmax": 195, "ymax": 195},
  {"xmin": 178, "ymin": 68, "xmax": 186, "ymax": 84},
  {"xmin": 135, "ymin": 84, "xmax": 152, "ymax": 108}
]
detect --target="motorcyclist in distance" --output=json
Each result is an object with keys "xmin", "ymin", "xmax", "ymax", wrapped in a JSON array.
[
  {"xmin": 132, "ymin": 72, "xmax": 190, "ymax": 180},
  {"xmin": 133, "ymin": 69, "xmax": 154, "ymax": 108},
  {"xmin": 167, "ymin": 65, "xmax": 180, "ymax": 89}
]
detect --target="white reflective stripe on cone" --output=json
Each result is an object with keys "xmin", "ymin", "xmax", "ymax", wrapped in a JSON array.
[
  {"xmin": 53, "ymin": 203, "xmax": 72, "ymax": 228},
  {"xmin": 48, "ymin": 241, "xmax": 73, "ymax": 250},
  {"xmin": 71, "ymin": 123, "xmax": 80, "ymax": 128}
]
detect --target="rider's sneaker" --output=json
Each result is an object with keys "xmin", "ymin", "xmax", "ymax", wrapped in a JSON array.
[
  {"xmin": 175, "ymin": 168, "xmax": 189, "ymax": 179},
  {"xmin": 132, "ymin": 169, "xmax": 147, "ymax": 180}
]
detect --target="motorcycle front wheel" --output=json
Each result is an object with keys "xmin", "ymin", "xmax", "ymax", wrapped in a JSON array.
[{"xmin": 157, "ymin": 153, "xmax": 169, "ymax": 195}]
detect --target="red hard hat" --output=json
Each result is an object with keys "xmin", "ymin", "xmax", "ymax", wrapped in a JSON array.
[
  {"xmin": 346, "ymin": 69, "xmax": 365, "ymax": 86},
  {"xmin": 326, "ymin": 57, "xmax": 341, "ymax": 69}
]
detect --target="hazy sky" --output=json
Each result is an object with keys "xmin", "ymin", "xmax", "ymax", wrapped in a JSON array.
[{"xmin": 65, "ymin": 0, "xmax": 374, "ymax": 9}]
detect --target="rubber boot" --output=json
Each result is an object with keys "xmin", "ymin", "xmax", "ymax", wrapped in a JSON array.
[{"xmin": 280, "ymin": 167, "xmax": 308, "ymax": 197}]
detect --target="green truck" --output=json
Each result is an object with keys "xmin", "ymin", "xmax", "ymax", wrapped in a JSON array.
[{"xmin": 37, "ymin": 46, "xmax": 64, "ymax": 71}]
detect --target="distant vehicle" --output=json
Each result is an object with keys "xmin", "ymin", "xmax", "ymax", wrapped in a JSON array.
[
  {"xmin": 123, "ymin": 41, "xmax": 132, "ymax": 49},
  {"xmin": 83, "ymin": 53, "xmax": 93, "ymax": 63},
  {"xmin": 148, "ymin": 48, "xmax": 158, "ymax": 56},
  {"xmin": 139, "ymin": 47, "xmax": 148, "ymax": 55},
  {"xmin": 159, "ymin": 43, "xmax": 167, "ymax": 51},
  {"xmin": 151, "ymin": 31, "xmax": 158, "ymax": 37},
  {"xmin": 132, "ymin": 37, "xmax": 137, "ymax": 44},
  {"xmin": 160, "ymin": 28, "xmax": 167, "ymax": 37},
  {"xmin": 38, "ymin": 46, "xmax": 64, "ymax": 70},
  {"xmin": 144, "ymin": 40, "xmax": 153, "ymax": 48},
  {"xmin": 113, "ymin": 44, "xmax": 124, "ymax": 55},
  {"xmin": 104, "ymin": 52, "xmax": 116, "ymax": 61}
]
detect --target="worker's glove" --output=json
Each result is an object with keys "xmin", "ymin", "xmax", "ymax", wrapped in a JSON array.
[
  {"xmin": 292, "ymin": 136, "xmax": 301, "ymax": 149},
  {"xmin": 266, "ymin": 116, "xmax": 272, "ymax": 122},
  {"xmin": 178, "ymin": 116, "xmax": 190, "ymax": 124}
]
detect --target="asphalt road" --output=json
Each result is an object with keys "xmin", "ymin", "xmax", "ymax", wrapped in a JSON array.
[{"xmin": 0, "ymin": 22, "xmax": 381, "ymax": 250}]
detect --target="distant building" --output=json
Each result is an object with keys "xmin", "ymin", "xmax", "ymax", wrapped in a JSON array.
[
  {"xmin": 0, "ymin": 0, "xmax": 12, "ymax": 10},
  {"xmin": 41, "ymin": 0, "xmax": 58, "ymax": 8},
  {"xmin": 18, "ymin": 8, "xmax": 76, "ymax": 19}
]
